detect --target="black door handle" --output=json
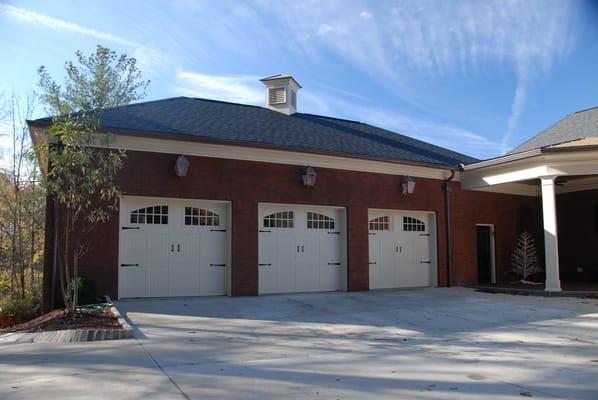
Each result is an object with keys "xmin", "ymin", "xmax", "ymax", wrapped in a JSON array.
[
  {"xmin": 301, "ymin": 245, "xmax": 304, "ymax": 252},
  {"xmin": 177, "ymin": 244, "xmax": 180, "ymax": 252},
  {"xmin": 171, "ymin": 244, "xmax": 174, "ymax": 252}
]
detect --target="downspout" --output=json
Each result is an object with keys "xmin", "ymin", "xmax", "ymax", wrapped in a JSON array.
[{"xmin": 443, "ymin": 170, "xmax": 455, "ymax": 287}]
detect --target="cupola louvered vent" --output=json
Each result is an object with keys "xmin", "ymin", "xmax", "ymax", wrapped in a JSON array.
[
  {"xmin": 261, "ymin": 74, "xmax": 301, "ymax": 115},
  {"xmin": 269, "ymin": 87, "xmax": 287, "ymax": 105}
]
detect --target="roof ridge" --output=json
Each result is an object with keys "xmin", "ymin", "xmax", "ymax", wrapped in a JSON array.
[
  {"xmin": 185, "ymin": 97, "xmax": 266, "ymax": 110},
  {"xmin": 509, "ymin": 105, "xmax": 598, "ymax": 153},
  {"xmin": 94, "ymin": 96, "xmax": 188, "ymax": 111},
  {"xmin": 573, "ymin": 105, "xmax": 598, "ymax": 114}
]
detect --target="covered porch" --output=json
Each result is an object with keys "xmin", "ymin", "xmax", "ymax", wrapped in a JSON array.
[{"xmin": 461, "ymin": 143, "xmax": 598, "ymax": 292}]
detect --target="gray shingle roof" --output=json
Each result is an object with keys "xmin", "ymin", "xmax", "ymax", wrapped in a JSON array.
[
  {"xmin": 509, "ymin": 106, "xmax": 598, "ymax": 154},
  {"xmin": 30, "ymin": 96, "xmax": 477, "ymax": 167}
]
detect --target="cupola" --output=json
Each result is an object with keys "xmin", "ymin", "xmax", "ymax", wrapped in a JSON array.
[{"xmin": 260, "ymin": 74, "xmax": 301, "ymax": 115}]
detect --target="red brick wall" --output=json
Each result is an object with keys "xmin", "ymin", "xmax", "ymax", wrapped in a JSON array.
[{"xmin": 42, "ymin": 150, "xmax": 539, "ymax": 308}]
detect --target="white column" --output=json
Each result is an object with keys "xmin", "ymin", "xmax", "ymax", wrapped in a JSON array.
[{"xmin": 540, "ymin": 177, "xmax": 561, "ymax": 292}]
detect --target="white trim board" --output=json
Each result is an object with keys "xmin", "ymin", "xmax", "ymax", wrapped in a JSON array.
[{"xmin": 106, "ymin": 133, "xmax": 459, "ymax": 181}]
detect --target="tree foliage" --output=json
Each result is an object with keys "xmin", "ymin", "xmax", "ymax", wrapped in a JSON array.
[
  {"xmin": 36, "ymin": 45, "xmax": 148, "ymax": 313},
  {"xmin": 38, "ymin": 45, "xmax": 149, "ymax": 115},
  {"xmin": 0, "ymin": 93, "xmax": 45, "ymax": 313}
]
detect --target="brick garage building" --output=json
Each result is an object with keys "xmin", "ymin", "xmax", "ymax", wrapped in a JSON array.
[{"xmin": 29, "ymin": 75, "xmax": 596, "ymax": 310}]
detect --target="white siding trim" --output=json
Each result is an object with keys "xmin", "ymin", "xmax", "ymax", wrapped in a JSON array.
[{"xmin": 107, "ymin": 134, "xmax": 458, "ymax": 181}]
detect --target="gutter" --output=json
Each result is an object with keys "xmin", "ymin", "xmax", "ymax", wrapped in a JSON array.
[
  {"xmin": 462, "ymin": 144, "xmax": 598, "ymax": 171},
  {"xmin": 443, "ymin": 170, "xmax": 455, "ymax": 287}
]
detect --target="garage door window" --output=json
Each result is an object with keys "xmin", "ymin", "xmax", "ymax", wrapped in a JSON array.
[
  {"xmin": 130, "ymin": 206, "xmax": 168, "ymax": 224},
  {"xmin": 369, "ymin": 216, "xmax": 390, "ymax": 231},
  {"xmin": 307, "ymin": 212, "xmax": 335, "ymax": 229},
  {"xmin": 403, "ymin": 216, "xmax": 425, "ymax": 232},
  {"xmin": 264, "ymin": 211, "xmax": 294, "ymax": 228},
  {"xmin": 185, "ymin": 207, "xmax": 220, "ymax": 226}
]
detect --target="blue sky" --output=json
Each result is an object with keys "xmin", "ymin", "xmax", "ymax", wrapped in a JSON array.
[{"xmin": 1, "ymin": 0, "xmax": 597, "ymax": 160}]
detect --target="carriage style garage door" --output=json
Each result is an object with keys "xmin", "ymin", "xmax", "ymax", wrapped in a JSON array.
[
  {"xmin": 258, "ymin": 204, "xmax": 346, "ymax": 294},
  {"xmin": 368, "ymin": 210, "xmax": 437, "ymax": 289},
  {"xmin": 118, "ymin": 196, "xmax": 229, "ymax": 298}
]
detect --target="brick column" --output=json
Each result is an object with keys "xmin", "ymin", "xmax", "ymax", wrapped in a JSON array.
[
  {"xmin": 347, "ymin": 205, "xmax": 369, "ymax": 291},
  {"xmin": 231, "ymin": 199, "xmax": 259, "ymax": 295}
]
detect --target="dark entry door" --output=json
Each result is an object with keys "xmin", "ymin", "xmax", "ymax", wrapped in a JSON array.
[{"xmin": 476, "ymin": 226, "xmax": 493, "ymax": 284}]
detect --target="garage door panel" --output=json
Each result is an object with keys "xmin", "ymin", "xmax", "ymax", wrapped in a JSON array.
[
  {"xmin": 319, "ymin": 234, "xmax": 340, "ymax": 263},
  {"xmin": 368, "ymin": 210, "xmax": 436, "ymax": 290},
  {"xmin": 148, "ymin": 267, "xmax": 169, "ymax": 297},
  {"xmin": 199, "ymin": 231, "xmax": 227, "ymax": 295},
  {"xmin": 398, "ymin": 263, "xmax": 430, "ymax": 287},
  {"xmin": 259, "ymin": 205, "xmax": 345, "ymax": 294},
  {"xmin": 169, "ymin": 233, "xmax": 200, "ymax": 296},
  {"xmin": 119, "ymin": 197, "xmax": 229, "ymax": 298},
  {"xmin": 296, "ymin": 234, "xmax": 319, "ymax": 292},
  {"xmin": 258, "ymin": 231, "xmax": 276, "ymax": 293},
  {"xmin": 320, "ymin": 234, "xmax": 342, "ymax": 291},
  {"xmin": 120, "ymin": 267, "xmax": 146, "ymax": 298},
  {"xmin": 120, "ymin": 229, "xmax": 147, "ymax": 297},
  {"xmin": 276, "ymin": 234, "xmax": 297, "ymax": 293},
  {"xmin": 146, "ymin": 231, "xmax": 170, "ymax": 269}
]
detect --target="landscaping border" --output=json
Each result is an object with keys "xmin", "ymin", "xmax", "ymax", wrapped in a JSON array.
[
  {"xmin": 0, "ymin": 295, "xmax": 133, "ymax": 343},
  {"xmin": 475, "ymin": 286, "xmax": 598, "ymax": 298}
]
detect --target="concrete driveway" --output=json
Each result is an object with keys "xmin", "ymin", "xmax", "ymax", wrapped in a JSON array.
[{"xmin": 1, "ymin": 288, "xmax": 597, "ymax": 399}]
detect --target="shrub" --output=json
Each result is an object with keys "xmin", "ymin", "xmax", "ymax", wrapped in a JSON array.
[
  {"xmin": 0, "ymin": 295, "xmax": 41, "ymax": 325},
  {"xmin": 77, "ymin": 276, "xmax": 99, "ymax": 305}
]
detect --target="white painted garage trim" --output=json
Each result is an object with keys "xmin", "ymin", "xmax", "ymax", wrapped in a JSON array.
[
  {"xmin": 118, "ymin": 196, "xmax": 232, "ymax": 298},
  {"xmin": 257, "ymin": 203, "xmax": 347, "ymax": 294},
  {"xmin": 107, "ymin": 134, "xmax": 458, "ymax": 181},
  {"xmin": 368, "ymin": 209, "xmax": 438, "ymax": 289}
]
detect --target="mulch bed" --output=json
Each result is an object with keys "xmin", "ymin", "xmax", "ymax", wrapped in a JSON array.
[{"xmin": 0, "ymin": 308, "xmax": 122, "ymax": 334}]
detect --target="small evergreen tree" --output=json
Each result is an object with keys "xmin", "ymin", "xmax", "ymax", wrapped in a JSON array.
[{"xmin": 511, "ymin": 231, "xmax": 543, "ymax": 282}]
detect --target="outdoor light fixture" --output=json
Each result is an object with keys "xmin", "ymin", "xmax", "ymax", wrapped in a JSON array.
[
  {"xmin": 401, "ymin": 176, "xmax": 415, "ymax": 195},
  {"xmin": 174, "ymin": 155, "xmax": 189, "ymax": 177},
  {"xmin": 302, "ymin": 166, "xmax": 317, "ymax": 187}
]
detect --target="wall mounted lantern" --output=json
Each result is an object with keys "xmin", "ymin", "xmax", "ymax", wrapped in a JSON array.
[
  {"xmin": 401, "ymin": 176, "xmax": 415, "ymax": 195},
  {"xmin": 302, "ymin": 166, "xmax": 317, "ymax": 187},
  {"xmin": 174, "ymin": 155, "xmax": 189, "ymax": 177}
]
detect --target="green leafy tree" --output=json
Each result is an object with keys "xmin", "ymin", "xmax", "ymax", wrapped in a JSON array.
[{"xmin": 36, "ymin": 45, "xmax": 149, "ymax": 313}]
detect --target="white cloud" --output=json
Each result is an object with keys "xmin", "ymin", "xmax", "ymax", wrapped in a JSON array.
[
  {"xmin": 260, "ymin": 0, "xmax": 578, "ymax": 152},
  {"xmin": 300, "ymin": 90, "xmax": 502, "ymax": 158},
  {"xmin": 174, "ymin": 71, "xmax": 263, "ymax": 104},
  {"xmin": 0, "ymin": 4, "xmax": 168, "ymax": 77},
  {"xmin": 0, "ymin": 4, "xmax": 137, "ymax": 47}
]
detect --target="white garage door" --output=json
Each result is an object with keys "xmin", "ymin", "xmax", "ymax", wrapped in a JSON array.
[
  {"xmin": 119, "ymin": 196, "xmax": 229, "ymax": 298},
  {"xmin": 258, "ymin": 204, "xmax": 346, "ymax": 294},
  {"xmin": 368, "ymin": 210, "xmax": 437, "ymax": 289}
]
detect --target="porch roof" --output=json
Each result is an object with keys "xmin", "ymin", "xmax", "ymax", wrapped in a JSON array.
[{"xmin": 460, "ymin": 144, "xmax": 598, "ymax": 195}]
